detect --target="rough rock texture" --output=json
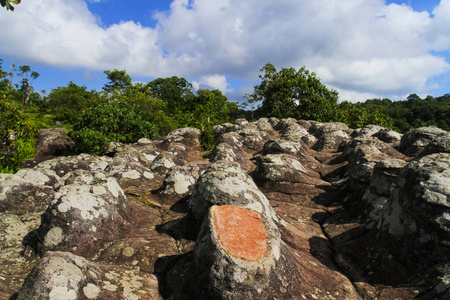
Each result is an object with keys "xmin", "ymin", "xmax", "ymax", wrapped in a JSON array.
[
  {"xmin": 1, "ymin": 122, "xmax": 449, "ymax": 299},
  {"xmin": 34, "ymin": 128, "xmax": 75, "ymax": 158}
]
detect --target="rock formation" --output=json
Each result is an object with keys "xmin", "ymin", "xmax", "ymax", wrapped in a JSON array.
[{"xmin": 0, "ymin": 119, "xmax": 449, "ymax": 299}]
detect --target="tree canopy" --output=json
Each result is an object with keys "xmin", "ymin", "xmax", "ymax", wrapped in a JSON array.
[{"xmin": 248, "ymin": 63, "xmax": 339, "ymax": 121}]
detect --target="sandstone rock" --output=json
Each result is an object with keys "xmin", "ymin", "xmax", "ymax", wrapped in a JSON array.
[
  {"xmin": 421, "ymin": 131, "xmax": 450, "ymax": 156},
  {"xmin": 309, "ymin": 122, "xmax": 352, "ymax": 138},
  {"xmin": 212, "ymin": 123, "xmax": 240, "ymax": 135},
  {"xmin": 16, "ymin": 251, "xmax": 161, "ymax": 300},
  {"xmin": 160, "ymin": 164, "xmax": 205, "ymax": 197},
  {"xmin": 210, "ymin": 142, "xmax": 238, "ymax": 162},
  {"xmin": 399, "ymin": 126, "xmax": 448, "ymax": 156},
  {"xmin": 37, "ymin": 173, "xmax": 128, "ymax": 257},
  {"xmin": 34, "ymin": 128, "xmax": 75, "ymax": 157},
  {"xmin": 188, "ymin": 161, "xmax": 278, "ymax": 232},
  {"xmin": 162, "ymin": 127, "xmax": 202, "ymax": 149},
  {"xmin": 312, "ymin": 130, "xmax": 351, "ymax": 151},
  {"xmin": 253, "ymin": 154, "xmax": 321, "ymax": 185},
  {"xmin": 0, "ymin": 213, "xmax": 41, "ymax": 299},
  {"xmin": 193, "ymin": 205, "xmax": 296, "ymax": 299},
  {"xmin": 0, "ymin": 174, "xmax": 55, "ymax": 215}
]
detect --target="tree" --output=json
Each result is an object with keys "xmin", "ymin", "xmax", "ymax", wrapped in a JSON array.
[
  {"xmin": 248, "ymin": 63, "xmax": 339, "ymax": 121},
  {"xmin": 103, "ymin": 69, "xmax": 133, "ymax": 96},
  {"xmin": 1, "ymin": 0, "xmax": 21, "ymax": 11},
  {"xmin": 18, "ymin": 65, "xmax": 39, "ymax": 112},
  {"xmin": 46, "ymin": 82, "xmax": 103, "ymax": 123},
  {"xmin": 146, "ymin": 76, "xmax": 194, "ymax": 115}
]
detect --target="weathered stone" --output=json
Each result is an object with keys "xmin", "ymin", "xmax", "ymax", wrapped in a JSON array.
[
  {"xmin": 37, "ymin": 174, "xmax": 128, "ymax": 257},
  {"xmin": 312, "ymin": 130, "xmax": 351, "ymax": 151},
  {"xmin": 34, "ymin": 128, "xmax": 75, "ymax": 157},
  {"xmin": 188, "ymin": 161, "xmax": 278, "ymax": 231},
  {"xmin": 0, "ymin": 174, "xmax": 55, "ymax": 215},
  {"xmin": 16, "ymin": 251, "xmax": 162, "ymax": 300},
  {"xmin": 253, "ymin": 154, "xmax": 322, "ymax": 185},
  {"xmin": 399, "ymin": 126, "xmax": 448, "ymax": 156}
]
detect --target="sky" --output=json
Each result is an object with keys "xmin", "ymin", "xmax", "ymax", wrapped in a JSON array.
[{"xmin": 1, "ymin": 0, "xmax": 450, "ymax": 103}]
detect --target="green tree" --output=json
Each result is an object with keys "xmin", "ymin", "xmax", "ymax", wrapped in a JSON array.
[
  {"xmin": 103, "ymin": 69, "xmax": 133, "ymax": 96},
  {"xmin": 248, "ymin": 63, "xmax": 339, "ymax": 121},
  {"xmin": 18, "ymin": 65, "xmax": 40, "ymax": 112},
  {"xmin": 46, "ymin": 82, "xmax": 103, "ymax": 123},
  {"xmin": 1, "ymin": 0, "xmax": 20, "ymax": 11},
  {"xmin": 146, "ymin": 76, "xmax": 194, "ymax": 115}
]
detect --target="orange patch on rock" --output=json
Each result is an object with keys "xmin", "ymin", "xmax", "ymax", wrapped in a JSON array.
[{"xmin": 212, "ymin": 205, "xmax": 268, "ymax": 261}]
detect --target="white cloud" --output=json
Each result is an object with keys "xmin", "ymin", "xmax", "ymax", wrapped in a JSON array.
[{"xmin": 1, "ymin": 0, "xmax": 450, "ymax": 102}]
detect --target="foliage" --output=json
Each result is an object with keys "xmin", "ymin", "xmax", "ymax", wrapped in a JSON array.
[
  {"xmin": 336, "ymin": 101, "xmax": 393, "ymax": 129},
  {"xmin": 70, "ymin": 101, "xmax": 160, "ymax": 155},
  {"xmin": 1, "ymin": 0, "xmax": 20, "ymax": 11},
  {"xmin": 45, "ymin": 82, "xmax": 104, "ymax": 123},
  {"xmin": 103, "ymin": 69, "xmax": 133, "ymax": 96},
  {"xmin": 0, "ymin": 94, "xmax": 37, "ymax": 173},
  {"xmin": 248, "ymin": 63, "xmax": 339, "ymax": 121},
  {"xmin": 359, "ymin": 94, "xmax": 450, "ymax": 132}
]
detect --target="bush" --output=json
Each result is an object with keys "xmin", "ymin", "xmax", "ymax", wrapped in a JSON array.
[
  {"xmin": 70, "ymin": 101, "xmax": 160, "ymax": 155},
  {"xmin": 0, "ymin": 95, "xmax": 37, "ymax": 173}
]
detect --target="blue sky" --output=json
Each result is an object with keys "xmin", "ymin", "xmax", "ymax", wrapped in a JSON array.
[{"xmin": 1, "ymin": 0, "xmax": 449, "ymax": 103}]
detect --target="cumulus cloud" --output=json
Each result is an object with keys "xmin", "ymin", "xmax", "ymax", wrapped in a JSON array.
[{"xmin": 0, "ymin": 0, "xmax": 449, "ymax": 101}]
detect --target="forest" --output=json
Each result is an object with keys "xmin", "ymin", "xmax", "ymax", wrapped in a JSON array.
[{"xmin": 1, "ymin": 59, "xmax": 449, "ymax": 173}]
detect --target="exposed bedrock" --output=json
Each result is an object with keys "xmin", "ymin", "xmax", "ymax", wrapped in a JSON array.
[{"xmin": 1, "ymin": 121, "xmax": 450, "ymax": 299}]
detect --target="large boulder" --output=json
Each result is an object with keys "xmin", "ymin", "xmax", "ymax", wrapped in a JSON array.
[
  {"xmin": 193, "ymin": 205, "xmax": 298, "ymax": 300},
  {"xmin": 36, "ymin": 171, "xmax": 129, "ymax": 257}
]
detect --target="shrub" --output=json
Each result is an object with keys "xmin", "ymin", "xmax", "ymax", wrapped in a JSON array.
[
  {"xmin": 0, "ymin": 94, "xmax": 37, "ymax": 173},
  {"xmin": 70, "ymin": 101, "xmax": 160, "ymax": 155}
]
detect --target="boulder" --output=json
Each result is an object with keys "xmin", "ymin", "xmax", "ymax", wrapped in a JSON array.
[
  {"xmin": 16, "ymin": 251, "xmax": 161, "ymax": 300},
  {"xmin": 193, "ymin": 205, "xmax": 298, "ymax": 299},
  {"xmin": 34, "ymin": 128, "xmax": 75, "ymax": 157},
  {"xmin": 399, "ymin": 126, "xmax": 448, "ymax": 156},
  {"xmin": 0, "ymin": 174, "xmax": 54, "ymax": 215},
  {"xmin": 187, "ymin": 161, "xmax": 278, "ymax": 232},
  {"xmin": 253, "ymin": 154, "xmax": 321, "ymax": 185},
  {"xmin": 36, "ymin": 171, "xmax": 128, "ymax": 257}
]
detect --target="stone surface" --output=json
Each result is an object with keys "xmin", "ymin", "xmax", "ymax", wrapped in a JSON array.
[
  {"xmin": 34, "ymin": 128, "xmax": 75, "ymax": 157},
  {"xmin": 1, "ymin": 122, "xmax": 449, "ymax": 299}
]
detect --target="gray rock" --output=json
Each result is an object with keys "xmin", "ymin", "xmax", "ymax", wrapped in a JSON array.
[
  {"xmin": 400, "ymin": 126, "xmax": 448, "ymax": 156},
  {"xmin": 37, "ymin": 173, "xmax": 128, "ymax": 256},
  {"xmin": 16, "ymin": 251, "xmax": 162, "ymax": 300},
  {"xmin": 34, "ymin": 128, "xmax": 75, "ymax": 157},
  {"xmin": 0, "ymin": 174, "xmax": 55, "ymax": 215},
  {"xmin": 188, "ymin": 161, "xmax": 278, "ymax": 230}
]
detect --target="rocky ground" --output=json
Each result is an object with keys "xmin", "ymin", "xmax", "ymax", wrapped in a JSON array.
[{"xmin": 0, "ymin": 118, "xmax": 449, "ymax": 299}]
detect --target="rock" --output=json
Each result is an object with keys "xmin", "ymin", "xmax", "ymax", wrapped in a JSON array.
[
  {"xmin": 34, "ymin": 128, "xmax": 75, "ymax": 157},
  {"xmin": 162, "ymin": 127, "xmax": 202, "ymax": 149},
  {"xmin": 36, "ymin": 172, "xmax": 128, "ymax": 257},
  {"xmin": 421, "ymin": 131, "xmax": 450, "ymax": 156},
  {"xmin": 309, "ymin": 122, "xmax": 352, "ymax": 138},
  {"xmin": 160, "ymin": 164, "xmax": 205, "ymax": 197},
  {"xmin": 16, "ymin": 251, "xmax": 161, "ymax": 300},
  {"xmin": 0, "ymin": 174, "xmax": 55, "ymax": 215},
  {"xmin": 210, "ymin": 143, "xmax": 238, "ymax": 162},
  {"xmin": 399, "ymin": 126, "xmax": 448, "ymax": 156},
  {"xmin": 187, "ymin": 161, "xmax": 278, "ymax": 232},
  {"xmin": 253, "ymin": 154, "xmax": 321, "ymax": 185},
  {"xmin": 0, "ymin": 213, "xmax": 41, "ymax": 299},
  {"xmin": 312, "ymin": 130, "xmax": 351, "ymax": 151},
  {"xmin": 193, "ymin": 205, "xmax": 298, "ymax": 299}
]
